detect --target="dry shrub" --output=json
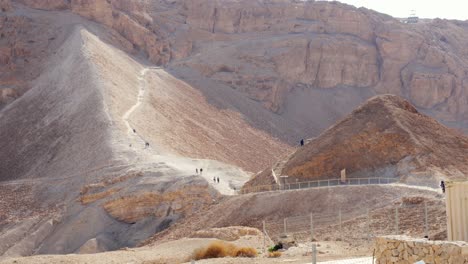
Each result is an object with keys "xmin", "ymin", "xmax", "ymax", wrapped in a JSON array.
[
  {"xmin": 193, "ymin": 241, "xmax": 257, "ymax": 260},
  {"xmin": 235, "ymin": 247, "xmax": 257, "ymax": 257},
  {"xmin": 268, "ymin": 251, "xmax": 282, "ymax": 258}
]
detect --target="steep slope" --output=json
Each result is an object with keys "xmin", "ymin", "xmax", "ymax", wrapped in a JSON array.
[
  {"xmin": 246, "ymin": 95, "xmax": 468, "ymax": 189},
  {"xmin": 0, "ymin": 4, "xmax": 293, "ymax": 257},
  {"xmin": 0, "ymin": 26, "xmax": 114, "ymax": 182}
]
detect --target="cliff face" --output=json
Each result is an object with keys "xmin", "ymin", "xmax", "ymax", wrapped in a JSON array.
[
  {"xmin": 245, "ymin": 95, "xmax": 468, "ymax": 189},
  {"xmin": 6, "ymin": 0, "xmax": 468, "ymax": 134},
  {"xmin": 175, "ymin": 0, "xmax": 468, "ymax": 133}
]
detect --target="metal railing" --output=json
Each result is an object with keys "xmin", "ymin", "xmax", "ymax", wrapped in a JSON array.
[{"xmin": 239, "ymin": 177, "xmax": 399, "ymax": 194}]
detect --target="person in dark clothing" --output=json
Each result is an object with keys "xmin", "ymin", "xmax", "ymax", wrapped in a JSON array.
[
  {"xmin": 200, "ymin": 168, "xmax": 203, "ymax": 174},
  {"xmin": 300, "ymin": 139, "xmax": 304, "ymax": 146},
  {"xmin": 440, "ymin": 181, "xmax": 445, "ymax": 193},
  {"xmin": 145, "ymin": 142, "xmax": 150, "ymax": 148},
  {"xmin": 133, "ymin": 129, "xmax": 136, "ymax": 133},
  {"xmin": 213, "ymin": 177, "xmax": 216, "ymax": 183},
  {"xmin": 217, "ymin": 177, "xmax": 219, "ymax": 183},
  {"xmin": 196, "ymin": 168, "xmax": 198, "ymax": 174}
]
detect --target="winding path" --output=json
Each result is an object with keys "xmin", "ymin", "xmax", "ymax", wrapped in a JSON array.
[{"xmin": 123, "ymin": 68, "xmax": 148, "ymax": 137}]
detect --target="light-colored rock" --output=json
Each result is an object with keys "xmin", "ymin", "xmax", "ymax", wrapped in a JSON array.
[
  {"xmin": 376, "ymin": 236, "xmax": 468, "ymax": 263},
  {"xmin": 76, "ymin": 238, "xmax": 108, "ymax": 254}
]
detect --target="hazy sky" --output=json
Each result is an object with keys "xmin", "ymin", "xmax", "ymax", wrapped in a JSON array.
[{"xmin": 336, "ymin": 0, "xmax": 468, "ymax": 20}]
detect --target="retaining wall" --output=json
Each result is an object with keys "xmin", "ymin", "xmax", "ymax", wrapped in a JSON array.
[{"xmin": 375, "ymin": 235, "xmax": 468, "ymax": 263}]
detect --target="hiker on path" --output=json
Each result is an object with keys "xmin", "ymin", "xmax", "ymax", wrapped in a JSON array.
[
  {"xmin": 300, "ymin": 139, "xmax": 304, "ymax": 146},
  {"xmin": 217, "ymin": 177, "xmax": 219, "ymax": 183},
  {"xmin": 213, "ymin": 177, "xmax": 216, "ymax": 183},
  {"xmin": 196, "ymin": 168, "xmax": 198, "ymax": 174},
  {"xmin": 440, "ymin": 180, "xmax": 445, "ymax": 193},
  {"xmin": 200, "ymin": 168, "xmax": 203, "ymax": 174},
  {"xmin": 133, "ymin": 129, "xmax": 136, "ymax": 133},
  {"xmin": 145, "ymin": 142, "xmax": 150, "ymax": 148}
]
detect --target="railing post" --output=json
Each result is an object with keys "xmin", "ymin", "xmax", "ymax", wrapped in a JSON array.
[
  {"xmin": 395, "ymin": 207, "xmax": 399, "ymax": 235},
  {"xmin": 424, "ymin": 201, "xmax": 428, "ymax": 238},
  {"xmin": 367, "ymin": 208, "xmax": 370, "ymax": 241},
  {"xmin": 284, "ymin": 218, "xmax": 287, "ymax": 235},
  {"xmin": 263, "ymin": 220, "xmax": 266, "ymax": 254},
  {"xmin": 312, "ymin": 243, "xmax": 317, "ymax": 264},
  {"xmin": 310, "ymin": 213, "xmax": 314, "ymax": 241},
  {"xmin": 339, "ymin": 209, "xmax": 342, "ymax": 241}
]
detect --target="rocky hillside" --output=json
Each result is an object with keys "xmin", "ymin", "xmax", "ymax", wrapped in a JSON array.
[
  {"xmin": 2, "ymin": 0, "xmax": 467, "ymax": 139},
  {"xmin": 246, "ymin": 95, "xmax": 468, "ymax": 189},
  {"xmin": 0, "ymin": 0, "xmax": 467, "ymax": 259}
]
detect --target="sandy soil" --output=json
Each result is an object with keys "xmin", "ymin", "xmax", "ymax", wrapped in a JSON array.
[{"xmin": 0, "ymin": 234, "xmax": 374, "ymax": 264}]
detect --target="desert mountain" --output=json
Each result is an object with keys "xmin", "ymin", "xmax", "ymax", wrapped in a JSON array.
[
  {"xmin": 0, "ymin": 0, "xmax": 466, "ymax": 261},
  {"xmin": 0, "ymin": 2, "xmax": 289, "ymax": 256},
  {"xmin": 246, "ymin": 95, "xmax": 468, "ymax": 189},
  {"xmin": 2, "ymin": 0, "xmax": 468, "ymax": 140}
]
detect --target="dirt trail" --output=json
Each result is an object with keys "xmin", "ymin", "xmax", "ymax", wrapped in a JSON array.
[
  {"xmin": 116, "ymin": 66, "xmax": 250, "ymax": 195},
  {"xmin": 123, "ymin": 68, "xmax": 148, "ymax": 137}
]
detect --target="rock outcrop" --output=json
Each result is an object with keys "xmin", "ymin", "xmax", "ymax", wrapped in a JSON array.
[
  {"xmin": 103, "ymin": 184, "xmax": 216, "ymax": 224},
  {"xmin": 245, "ymin": 95, "xmax": 468, "ymax": 189}
]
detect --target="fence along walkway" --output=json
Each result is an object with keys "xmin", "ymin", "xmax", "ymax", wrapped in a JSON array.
[
  {"xmin": 262, "ymin": 201, "xmax": 445, "ymax": 263},
  {"xmin": 239, "ymin": 177, "xmax": 399, "ymax": 194}
]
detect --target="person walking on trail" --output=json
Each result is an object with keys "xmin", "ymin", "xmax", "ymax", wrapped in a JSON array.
[
  {"xmin": 300, "ymin": 139, "xmax": 304, "ymax": 146},
  {"xmin": 200, "ymin": 168, "xmax": 203, "ymax": 174},
  {"xmin": 133, "ymin": 129, "xmax": 136, "ymax": 133},
  {"xmin": 196, "ymin": 168, "xmax": 198, "ymax": 174},
  {"xmin": 440, "ymin": 180, "xmax": 446, "ymax": 193},
  {"xmin": 217, "ymin": 177, "xmax": 219, "ymax": 183},
  {"xmin": 213, "ymin": 177, "xmax": 216, "ymax": 183},
  {"xmin": 145, "ymin": 142, "xmax": 150, "ymax": 148}
]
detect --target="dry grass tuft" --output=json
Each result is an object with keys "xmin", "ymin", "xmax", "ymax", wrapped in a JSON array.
[{"xmin": 192, "ymin": 241, "xmax": 257, "ymax": 260}]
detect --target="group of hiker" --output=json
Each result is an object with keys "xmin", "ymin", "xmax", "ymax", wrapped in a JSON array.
[
  {"xmin": 196, "ymin": 168, "xmax": 220, "ymax": 183},
  {"xmin": 129, "ymin": 128, "xmax": 150, "ymax": 149}
]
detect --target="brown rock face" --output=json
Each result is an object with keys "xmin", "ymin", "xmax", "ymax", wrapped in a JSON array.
[
  {"xmin": 70, "ymin": 0, "xmax": 171, "ymax": 65},
  {"xmin": 174, "ymin": 0, "xmax": 468, "ymax": 133},
  {"xmin": 246, "ymin": 95, "xmax": 468, "ymax": 188},
  {"xmin": 8, "ymin": 0, "xmax": 468, "ymax": 133}
]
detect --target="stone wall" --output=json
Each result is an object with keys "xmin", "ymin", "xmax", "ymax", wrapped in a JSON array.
[{"xmin": 375, "ymin": 235, "xmax": 468, "ymax": 264}]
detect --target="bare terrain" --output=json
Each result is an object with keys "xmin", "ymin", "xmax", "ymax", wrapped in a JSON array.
[{"xmin": 0, "ymin": 0, "xmax": 466, "ymax": 263}]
